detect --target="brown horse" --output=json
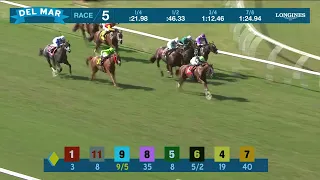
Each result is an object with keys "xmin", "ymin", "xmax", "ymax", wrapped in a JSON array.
[
  {"xmin": 85, "ymin": 53, "xmax": 122, "ymax": 87},
  {"xmin": 196, "ymin": 41, "xmax": 219, "ymax": 61},
  {"xmin": 150, "ymin": 46, "xmax": 184, "ymax": 78},
  {"xmin": 89, "ymin": 29, "xmax": 123, "ymax": 53},
  {"xmin": 176, "ymin": 63, "xmax": 214, "ymax": 100},
  {"xmin": 72, "ymin": 23, "xmax": 100, "ymax": 41}
]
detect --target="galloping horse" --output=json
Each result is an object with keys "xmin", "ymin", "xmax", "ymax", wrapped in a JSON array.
[
  {"xmin": 150, "ymin": 46, "xmax": 184, "ymax": 78},
  {"xmin": 72, "ymin": 23, "xmax": 100, "ymax": 41},
  {"xmin": 197, "ymin": 41, "xmax": 219, "ymax": 60},
  {"xmin": 39, "ymin": 41, "xmax": 72, "ymax": 77},
  {"xmin": 85, "ymin": 53, "xmax": 122, "ymax": 87},
  {"xmin": 176, "ymin": 62, "xmax": 214, "ymax": 100},
  {"xmin": 89, "ymin": 29, "xmax": 123, "ymax": 53},
  {"xmin": 181, "ymin": 40, "xmax": 198, "ymax": 64}
]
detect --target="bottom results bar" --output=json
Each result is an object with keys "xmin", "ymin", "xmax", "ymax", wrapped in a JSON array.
[{"xmin": 44, "ymin": 159, "xmax": 268, "ymax": 172}]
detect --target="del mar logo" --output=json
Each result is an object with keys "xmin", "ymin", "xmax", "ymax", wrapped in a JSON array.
[
  {"xmin": 275, "ymin": 13, "xmax": 306, "ymax": 21},
  {"xmin": 11, "ymin": 7, "xmax": 69, "ymax": 24}
]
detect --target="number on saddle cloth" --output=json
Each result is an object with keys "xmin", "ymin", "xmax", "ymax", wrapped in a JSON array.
[
  {"xmin": 96, "ymin": 57, "xmax": 102, "ymax": 65},
  {"xmin": 186, "ymin": 66, "xmax": 195, "ymax": 76},
  {"xmin": 47, "ymin": 46, "xmax": 57, "ymax": 56}
]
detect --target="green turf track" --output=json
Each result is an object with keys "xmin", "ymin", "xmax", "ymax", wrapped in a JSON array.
[{"xmin": 0, "ymin": 1, "xmax": 319, "ymax": 180}]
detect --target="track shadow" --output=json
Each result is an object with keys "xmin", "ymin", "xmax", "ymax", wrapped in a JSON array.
[
  {"xmin": 121, "ymin": 56, "xmax": 150, "ymax": 64},
  {"xmin": 218, "ymin": 68, "xmax": 320, "ymax": 93},
  {"xmin": 61, "ymin": 74, "xmax": 155, "ymax": 91},
  {"xmin": 183, "ymin": 79, "xmax": 225, "ymax": 86},
  {"xmin": 183, "ymin": 91, "xmax": 249, "ymax": 102},
  {"xmin": 255, "ymin": 0, "xmax": 315, "ymax": 72}
]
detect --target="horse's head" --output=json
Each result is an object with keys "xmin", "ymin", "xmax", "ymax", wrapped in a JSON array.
[
  {"xmin": 209, "ymin": 42, "xmax": 218, "ymax": 54},
  {"xmin": 62, "ymin": 41, "xmax": 71, "ymax": 53},
  {"xmin": 117, "ymin": 30, "xmax": 123, "ymax": 44},
  {"xmin": 113, "ymin": 53, "xmax": 121, "ymax": 66}
]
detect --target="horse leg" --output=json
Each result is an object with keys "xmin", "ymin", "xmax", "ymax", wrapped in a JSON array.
[
  {"xmin": 177, "ymin": 76, "xmax": 186, "ymax": 90},
  {"xmin": 167, "ymin": 65, "xmax": 173, "ymax": 78},
  {"xmin": 94, "ymin": 41, "xmax": 101, "ymax": 53},
  {"xmin": 91, "ymin": 66, "xmax": 98, "ymax": 81},
  {"xmin": 64, "ymin": 61, "xmax": 72, "ymax": 75},
  {"xmin": 157, "ymin": 58, "xmax": 164, "ymax": 77},
  {"xmin": 106, "ymin": 69, "xmax": 117, "ymax": 87},
  {"xmin": 198, "ymin": 77, "xmax": 212, "ymax": 99}
]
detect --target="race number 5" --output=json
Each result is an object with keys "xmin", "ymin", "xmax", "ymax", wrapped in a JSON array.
[{"xmin": 102, "ymin": 10, "xmax": 109, "ymax": 21}]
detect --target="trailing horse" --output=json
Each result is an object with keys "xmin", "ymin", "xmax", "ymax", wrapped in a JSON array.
[
  {"xmin": 150, "ymin": 46, "xmax": 184, "ymax": 78},
  {"xmin": 39, "ymin": 41, "xmax": 72, "ymax": 77},
  {"xmin": 88, "ymin": 29, "xmax": 123, "ymax": 53},
  {"xmin": 72, "ymin": 23, "xmax": 100, "ymax": 42}
]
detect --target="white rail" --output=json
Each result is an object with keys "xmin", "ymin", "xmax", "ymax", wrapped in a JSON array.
[
  {"xmin": 1, "ymin": 0, "xmax": 320, "ymax": 77},
  {"xmin": 237, "ymin": 0, "xmax": 320, "ymax": 61}
]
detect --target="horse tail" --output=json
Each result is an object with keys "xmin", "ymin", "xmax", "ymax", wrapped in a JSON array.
[
  {"xmin": 86, "ymin": 56, "xmax": 93, "ymax": 66},
  {"xmin": 150, "ymin": 48, "xmax": 162, "ymax": 63},
  {"xmin": 39, "ymin": 48, "xmax": 44, "ymax": 56}
]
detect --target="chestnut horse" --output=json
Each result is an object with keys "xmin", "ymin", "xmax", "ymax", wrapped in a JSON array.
[
  {"xmin": 88, "ymin": 29, "xmax": 123, "ymax": 53},
  {"xmin": 85, "ymin": 53, "xmax": 122, "ymax": 87},
  {"xmin": 176, "ymin": 63, "xmax": 214, "ymax": 100},
  {"xmin": 72, "ymin": 23, "xmax": 100, "ymax": 41},
  {"xmin": 150, "ymin": 46, "xmax": 184, "ymax": 78}
]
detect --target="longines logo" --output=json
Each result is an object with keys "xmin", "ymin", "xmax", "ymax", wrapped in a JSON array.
[{"xmin": 275, "ymin": 13, "xmax": 306, "ymax": 21}]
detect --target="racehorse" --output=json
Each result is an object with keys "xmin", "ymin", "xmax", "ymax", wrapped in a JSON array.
[
  {"xmin": 150, "ymin": 46, "xmax": 185, "ymax": 78},
  {"xmin": 197, "ymin": 41, "xmax": 219, "ymax": 61},
  {"xmin": 88, "ymin": 29, "xmax": 123, "ymax": 53},
  {"xmin": 85, "ymin": 53, "xmax": 122, "ymax": 87},
  {"xmin": 39, "ymin": 41, "xmax": 72, "ymax": 77},
  {"xmin": 181, "ymin": 40, "xmax": 198, "ymax": 64},
  {"xmin": 176, "ymin": 62, "xmax": 214, "ymax": 100},
  {"xmin": 72, "ymin": 23, "xmax": 100, "ymax": 41}
]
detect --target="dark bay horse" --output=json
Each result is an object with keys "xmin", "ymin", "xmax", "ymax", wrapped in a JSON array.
[
  {"xmin": 176, "ymin": 63, "xmax": 214, "ymax": 100},
  {"xmin": 72, "ymin": 23, "xmax": 100, "ymax": 41},
  {"xmin": 197, "ymin": 41, "xmax": 219, "ymax": 61},
  {"xmin": 181, "ymin": 41, "xmax": 198, "ymax": 64},
  {"xmin": 39, "ymin": 41, "xmax": 72, "ymax": 77},
  {"xmin": 85, "ymin": 53, "xmax": 122, "ymax": 87},
  {"xmin": 88, "ymin": 29, "xmax": 123, "ymax": 53},
  {"xmin": 150, "ymin": 46, "xmax": 184, "ymax": 78}
]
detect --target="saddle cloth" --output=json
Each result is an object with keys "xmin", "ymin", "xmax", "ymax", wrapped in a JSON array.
[
  {"xmin": 47, "ymin": 46, "xmax": 57, "ymax": 57},
  {"xmin": 185, "ymin": 65, "xmax": 196, "ymax": 76}
]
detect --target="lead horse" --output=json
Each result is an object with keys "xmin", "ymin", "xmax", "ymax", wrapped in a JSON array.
[
  {"xmin": 39, "ymin": 41, "xmax": 72, "ymax": 77},
  {"xmin": 197, "ymin": 41, "xmax": 219, "ymax": 60},
  {"xmin": 176, "ymin": 62, "xmax": 214, "ymax": 100}
]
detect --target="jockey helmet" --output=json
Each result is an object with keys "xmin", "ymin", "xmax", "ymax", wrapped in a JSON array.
[
  {"xmin": 187, "ymin": 35, "xmax": 192, "ymax": 39},
  {"xmin": 200, "ymin": 34, "xmax": 206, "ymax": 38},
  {"xmin": 174, "ymin": 37, "xmax": 179, "ymax": 42},
  {"xmin": 199, "ymin": 56, "xmax": 205, "ymax": 62},
  {"xmin": 60, "ymin": 36, "xmax": 65, "ymax": 40}
]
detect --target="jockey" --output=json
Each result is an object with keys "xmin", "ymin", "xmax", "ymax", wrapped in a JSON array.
[
  {"xmin": 101, "ymin": 23, "xmax": 117, "ymax": 40},
  {"xmin": 49, "ymin": 35, "xmax": 66, "ymax": 54},
  {"xmin": 190, "ymin": 55, "xmax": 206, "ymax": 66},
  {"xmin": 179, "ymin": 35, "xmax": 193, "ymax": 47},
  {"xmin": 99, "ymin": 47, "xmax": 116, "ymax": 65},
  {"xmin": 163, "ymin": 37, "xmax": 182, "ymax": 58},
  {"xmin": 51, "ymin": 35, "xmax": 66, "ymax": 48},
  {"xmin": 195, "ymin": 34, "xmax": 208, "ymax": 47}
]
